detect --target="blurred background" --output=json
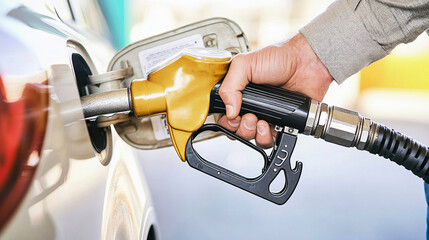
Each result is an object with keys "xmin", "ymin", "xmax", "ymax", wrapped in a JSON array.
[
  {"xmin": 101, "ymin": 0, "xmax": 429, "ymax": 121},
  {"xmin": 97, "ymin": 0, "xmax": 429, "ymax": 239}
]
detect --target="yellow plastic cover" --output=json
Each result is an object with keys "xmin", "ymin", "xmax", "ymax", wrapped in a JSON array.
[{"xmin": 130, "ymin": 48, "xmax": 231, "ymax": 160}]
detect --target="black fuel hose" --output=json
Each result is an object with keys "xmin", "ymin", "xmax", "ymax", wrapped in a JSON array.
[{"xmin": 369, "ymin": 124, "xmax": 429, "ymax": 183}]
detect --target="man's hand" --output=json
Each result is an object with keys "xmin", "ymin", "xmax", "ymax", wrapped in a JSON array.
[{"xmin": 218, "ymin": 33, "xmax": 333, "ymax": 147}]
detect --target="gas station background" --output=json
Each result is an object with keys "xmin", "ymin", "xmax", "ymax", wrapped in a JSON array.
[{"xmin": 100, "ymin": 0, "xmax": 429, "ymax": 124}]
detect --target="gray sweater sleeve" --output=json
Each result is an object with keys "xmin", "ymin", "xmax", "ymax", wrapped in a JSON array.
[{"xmin": 300, "ymin": 0, "xmax": 429, "ymax": 83}]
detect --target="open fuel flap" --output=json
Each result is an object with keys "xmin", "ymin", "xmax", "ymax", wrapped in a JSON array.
[{"xmin": 95, "ymin": 18, "xmax": 250, "ymax": 150}]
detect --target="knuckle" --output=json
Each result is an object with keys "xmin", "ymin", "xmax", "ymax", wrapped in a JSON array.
[
  {"xmin": 230, "ymin": 54, "xmax": 247, "ymax": 67},
  {"xmin": 232, "ymin": 53, "xmax": 244, "ymax": 62},
  {"xmin": 244, "ymin": 113, "xmax": 258, "ymax": 122},
  {"xmin": 218, "ymin": 87, "xmax": 229, "ymax": 98},
  {"xmin": 237, "ymin": 128, "xmax": 255, "ymax": 140},
  {"xmin": 218, "ymin": 115, "xmax": 240, "ymax": 131}
]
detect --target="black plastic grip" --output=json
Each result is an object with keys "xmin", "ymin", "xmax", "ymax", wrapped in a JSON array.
[{"xmin": 209, "ymin": 82, "xmax": 312, "ymax": 132}]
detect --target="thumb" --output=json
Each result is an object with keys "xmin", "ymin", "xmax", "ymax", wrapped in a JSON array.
[{"xmin": 219, "ymin": 54, "xmax": 251, "ymax": 119}]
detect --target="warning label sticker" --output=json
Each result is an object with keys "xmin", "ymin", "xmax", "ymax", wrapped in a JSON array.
[
  {"xmin": 150, "ymin": 115, "xmax": 170, "ymax": 141},
  {"xmin": 138, "ymin": 34, "xmax": 204, "ymax": 78}
]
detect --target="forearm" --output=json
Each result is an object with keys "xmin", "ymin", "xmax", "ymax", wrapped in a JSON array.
[{"xmin": 300, "ymin": 0, "xmax": 429, "ymax": 83}]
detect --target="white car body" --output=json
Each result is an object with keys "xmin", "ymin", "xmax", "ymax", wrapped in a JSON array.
[{"xmin": 0, "ymin": 1, "xmax": 158, "ymax": 239}]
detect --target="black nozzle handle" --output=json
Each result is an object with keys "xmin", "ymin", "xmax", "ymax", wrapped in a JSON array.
[{"xmin": 209, "ymin": 82, "xmax": 311, "ymax": 132}]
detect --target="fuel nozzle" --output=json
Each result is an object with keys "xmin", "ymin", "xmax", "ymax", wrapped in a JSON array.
[
  {"xmin": 80, "ymin": 47, "xmax": 429, "ymax": 191},
  {"xmin": 81, "ymin": 48, "xmax": 232, "ymax": 161}
]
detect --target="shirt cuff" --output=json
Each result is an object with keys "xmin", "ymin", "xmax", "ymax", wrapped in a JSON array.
[{"xmin": 299, "ymin": 0, "xmax": 387, "ymax": 84}]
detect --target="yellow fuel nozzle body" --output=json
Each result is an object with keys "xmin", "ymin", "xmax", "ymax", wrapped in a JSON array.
[{"xmin": 130, "ymin": 48, "xmax": 231, "ymax": 161}]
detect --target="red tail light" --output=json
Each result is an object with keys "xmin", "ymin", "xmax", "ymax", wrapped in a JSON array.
[{"xmin": 0, "ymin": 75, "xmax": 49, "ymax": 231}]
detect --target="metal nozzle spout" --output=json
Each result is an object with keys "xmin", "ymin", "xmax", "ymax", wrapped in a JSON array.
[{"xmin": 80, "ymin": 88, "xmax": 131, "ymax": 119}]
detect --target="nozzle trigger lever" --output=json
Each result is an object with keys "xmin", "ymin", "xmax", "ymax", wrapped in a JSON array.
[{"xmin": 185, "ymin": 124, "xmax": 302, "ymax": 205}]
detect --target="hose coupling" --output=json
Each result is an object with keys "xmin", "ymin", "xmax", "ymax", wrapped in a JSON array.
[{"xmin": 304, "ymin": 100, "xmax": 373, "ymax": 150}]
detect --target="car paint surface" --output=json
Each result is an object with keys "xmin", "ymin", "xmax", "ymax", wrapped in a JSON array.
[{"xmin": 0, "ymin": 1, "xmax": 158, "ymax": 239}]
